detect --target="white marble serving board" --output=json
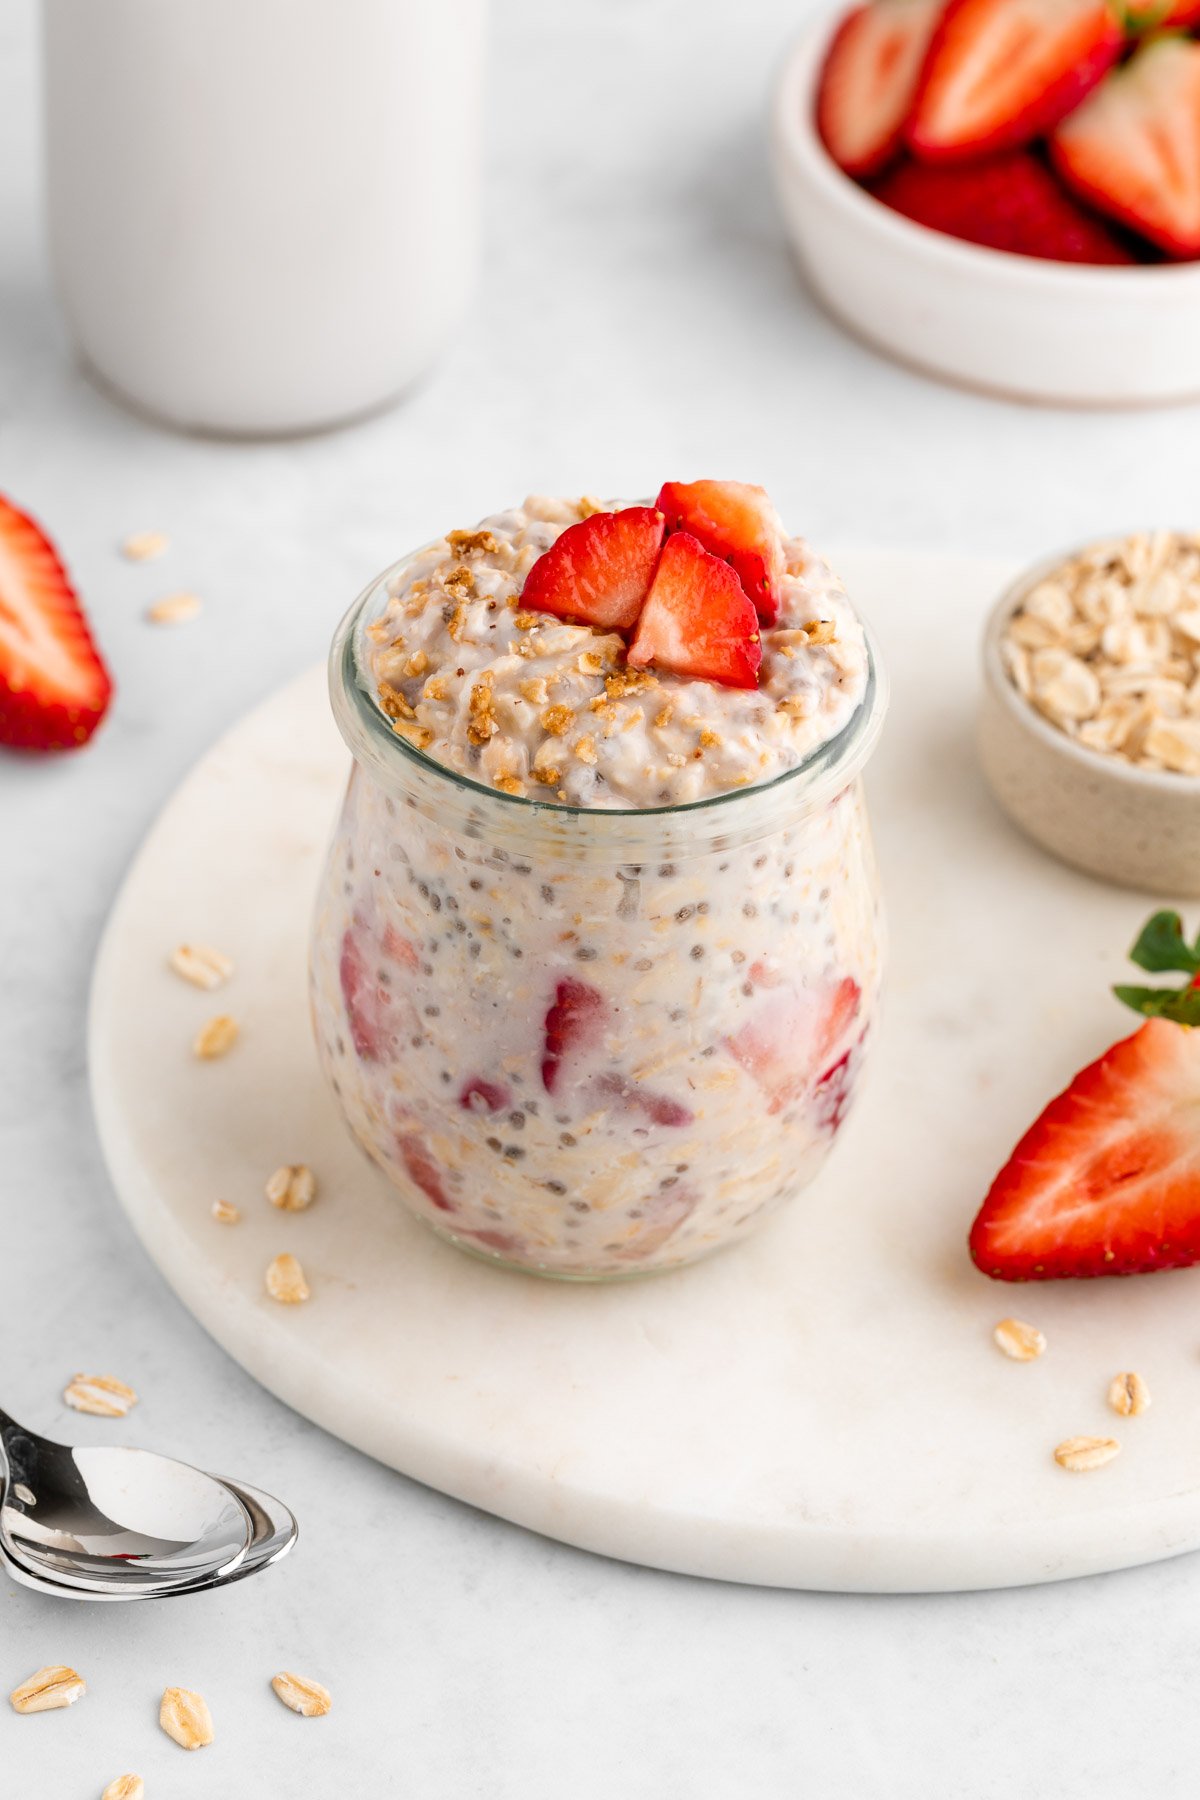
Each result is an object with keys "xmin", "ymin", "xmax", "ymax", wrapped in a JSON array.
[{"xmin": 88, "ymin": 550, "xmax": 1200, "ymax": 1593}]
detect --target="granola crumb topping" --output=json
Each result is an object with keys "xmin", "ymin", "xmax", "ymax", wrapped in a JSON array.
[{"xmin": 447, "ymin": 529, "xmax": 499, "ymax": 557}]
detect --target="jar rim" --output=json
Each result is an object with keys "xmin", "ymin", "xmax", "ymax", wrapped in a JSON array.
[{"xmin": 329, "ymin": 546, "xmax": 888, "ymax": 830}]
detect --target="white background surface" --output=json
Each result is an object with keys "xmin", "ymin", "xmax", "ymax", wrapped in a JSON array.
[{"xmin": 1, "ymin": 1, "xmax": 1199, "ymax": 1794}]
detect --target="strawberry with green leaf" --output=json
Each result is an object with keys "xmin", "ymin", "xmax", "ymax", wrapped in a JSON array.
[{"xmin": 970, "ymin": 911, "xmax": 1200, "ymax": 1281}]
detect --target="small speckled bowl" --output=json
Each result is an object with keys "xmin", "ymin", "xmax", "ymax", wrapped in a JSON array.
[{"xmin": 979, "ymin": 551, "xmax": 1200, "ymax": 898}]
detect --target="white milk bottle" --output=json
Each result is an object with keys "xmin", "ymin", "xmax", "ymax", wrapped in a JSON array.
[{"xmin": 42, "ymin": 0, "xmax": 486, "ymax": 435}]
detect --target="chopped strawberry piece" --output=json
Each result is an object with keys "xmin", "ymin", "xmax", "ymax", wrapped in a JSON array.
[
  {"xmin": 383, "ymin": 924, "xmax": 420, "ymax": 970},
  {"xmin": 521, "ymin": 506, "xmax": 665, "ymax": 631},
  {"xmin": 817, "ymin": 0, "xmax": 944, "ymax": 179},
  {"xmin": 1125, "ymin": 0, "xmax": 1200, "ymax": 26},
  {"xmin": 399, "ymin": 1135, "xmax": 454, "ymax": 1212},
  {"xmin": 595, "ymin": 1073, "xmax": 694, "ymax": 1128},
  {"xmin": 727, "ymin": 977, "xmax": 862, "ymax": 1116},
  {"xmin": 459, "ymin": 1077, "xmax": 512, "ymax": 1114},
  {"xmin": 908, "ymin": 0, "xmax": 1122, "ymax": 162},
  {"xmin": 1051, "ymin": 39, "xmax": 1200, "ymax": 260},
  {"xmin": 971, "ymin": 1017, "xmax": 1200, "ymax": 1280},
  {"xmin": 466, "ymin": 1227, "xmax": 524, "ymax": 1256},
  {"xmin": 871, "ymin": 152, "xmax": 1137, "ymax": 262},
  {"xmin": 654, "ymin": 481, "xmax": 785, "ymax": 625},
  {"xmin": 542, "ymin": 979, "xmax": 608, "ymax": 1093},
  {"xmin": 0, "ymin": 494, "xmax": 112, "ymax": 751},
  {"xmin": 627, "ymin": 533, "xmax": 762, "ymax": 691}
]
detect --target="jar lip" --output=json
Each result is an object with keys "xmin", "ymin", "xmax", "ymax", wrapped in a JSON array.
[{"xmin": 330, "ymin": 547, "xmax": 888, "ymax": 820}]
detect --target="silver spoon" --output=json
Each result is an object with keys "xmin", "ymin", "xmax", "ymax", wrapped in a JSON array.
[
  {"xmin": 0, "ymin": 1406, "xmax": 266, "ymax": 1596},
  {"xmin": 0, "ymin": 1474, "xmax": 298, "ymax": 1603}
]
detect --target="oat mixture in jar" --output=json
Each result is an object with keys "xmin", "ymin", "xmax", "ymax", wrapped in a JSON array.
[{"xmin": 310, "ymin": 486, "xmax": 888, "ymax": 1277}]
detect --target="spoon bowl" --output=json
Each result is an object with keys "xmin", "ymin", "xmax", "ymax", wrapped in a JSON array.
[{"xmin": 0, "ymin": 1407, "xmax": 258, "ymax": 1596}]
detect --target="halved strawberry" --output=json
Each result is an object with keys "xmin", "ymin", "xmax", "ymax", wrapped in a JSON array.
[
  {"xmin": 1125, "ymin": 0, "xmax": 1200, "ymax": 26},
  {"xmin": 1051, "ymin": 39, "xmax": 1200, "ymax": 260},
  {"xmin": 970, "ymin": 1018, "xmax": 1200, "ymax": 1280},
  {"xmin": 654, "ymin": 481, "xmax": 784, "ymax": 625},
  {"xmin": 0, "ymin": 494, "xmax": 112, "ymax": 751},
  {"xmin": 726, "ymin": 977, "xmax": 862, "ymax": 1116},
  {"xmin": 521, "ymin": 506, "xmax": 665, "ymax": 631},
  {"xmin": 627, "ymin": 533, "xmax": 762, "ymax": 691},
  {"xmin": 908, "ymin": 0, "xmax": 1122, "ymax": 163},
  {"xmin": 817, "ymin": 0, "xmax": 944, "ymax": 179},
  {"xmin": 871, "ymin": 151, "xmax": 1137, "ymax": 262},
  {"xmin": 542, "ymin": 978, "xmax": 608, "ymax": 1094}
]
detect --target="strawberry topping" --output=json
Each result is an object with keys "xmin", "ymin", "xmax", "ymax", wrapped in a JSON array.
[
  {"xmin": 654, "ymin": 480, "xmax": 785, "ymax": 625},
  {"xmin": 521, "ymin": 506, "xmax": 665, "ymax": 631},
  {"xmin": 1051, "ymin": 38, "xmax": 1200, "ymax": 260},
  {"xmin": 871, "ymin": 151, "xmax": 1136, "ymax": 262},
  {"xmin": 817, "ymin": 0, "xmax": 944, "ymax": 179},
  {"xmin": 907, "ymin": 0, "xmax": 1122, "ymax": 163},
  {"xmin": 628, "ymin": 533, "xmax": 763, "ymax": 691},
  {"xmin": 0, "ymin": 494, "xmax": 113, "ymax": 752}
]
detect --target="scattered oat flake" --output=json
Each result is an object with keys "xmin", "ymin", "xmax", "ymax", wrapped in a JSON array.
[
  {"xmin": 170, "ymin": 942, "xmax": 233, "ymax": 990},
  {"xmin": 1054, "ymin": 1435, "xmax": 1120, "ymax": 1472},
  {"xmin": 160, "ymin": 1688, "xmax": 213, "ymax": 1751},
  {"xmin": 10, "ymin": 1667, "xmax": 86, "ymax": 1714},
  {"xmin": 102, "ymin": 1777, "xmax": 144, "ymax": 1800},
  {"xmin": 1108, "ymin": 1371, "xmax": 1151, "ymax": 1417},
  {"xmin": 64, "ymin": 1373, "xmax": 138, "ymax": 1418},
  {"xmin": 266, "ymin": 1253, "xmax": 310, "ymax": 1305},
  {"xmin": 212, "ymin": 1198, "xmax": 240, "ymax": 1225},
  {"xmin": 992, "ymin": 1318, "xmax": 1046, "ymax": 1362},
  {"xmin": 266, "ymin": 1164, "xmax": 316, "ymax": 1212},
  {"xmin": 194, "ymin": 1014, "xmax": 239, "ymax": 1059},
  {"xmin": 147, "ymin": 591, "xmax": 202, "ymax": 626},
  {"xmin": 271, "ymin": 1671, "xmax": 332, "ymax": 1717},
  {"xmin": 121, "ymin": 531, "xmax": 169, "ymax": 562}
]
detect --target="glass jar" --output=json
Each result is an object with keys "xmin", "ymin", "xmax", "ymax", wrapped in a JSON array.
[{"xmin": 310, "ymin": 558, "xmax": 888, "ymax": 1279}]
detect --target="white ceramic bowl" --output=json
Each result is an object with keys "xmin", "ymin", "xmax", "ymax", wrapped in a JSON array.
[
  {"xmin": 770, "ymin": 20, "xmax": 1200, "ymax": 408},
  {"xmin": 978, "ymin": 549, "xmax": 1200, "ymax": 897}
]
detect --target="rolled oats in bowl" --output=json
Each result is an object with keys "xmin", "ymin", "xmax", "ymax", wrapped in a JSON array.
[
  {"xmin": 309, "ymin": 484, "xmax": 888, "ymax": 1279},
  {"xmin": 980, "ymin": 532, "xmax": 1200, "ymax": 898}
]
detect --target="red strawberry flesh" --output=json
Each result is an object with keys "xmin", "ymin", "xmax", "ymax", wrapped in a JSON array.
[
  {"xmin": 0, "ymin": 494, "xmax": 113, "ymax": 751},
  {"xmin": 628, "ymin": 532, "xmax": 763, "ymax": 691},
  {"xmin": 970, "ymin": 1018, "xmax": 1200, "ymax": 1280},
  {"xmin": 521, "ymin": 506, "xmax": 665, "ymax": 631},
  {"xmin": 542, "ymin": 978, "xmax": 608, "ymax": 1093},
  {"xmin": 870, "ymin": 152, "xmax": 1137, "ymax": 263},
  {"xmin": 908, "ymin": 0, "xmax": 1122, "ymax": 163},
  {"xmin": 1051, "ymin": 38, "xmax": 1200, "ymax": 260},
  {"xmin": 655, "ymin": 481, "xmax": 784, "ymax": 625},
  {"xmin": 817, "ymin": 0, "xmax": 944, "ymax": 179}
]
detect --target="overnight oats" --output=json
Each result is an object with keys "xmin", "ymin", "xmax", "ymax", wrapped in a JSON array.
[{"xmin": 310, "ymin": 481, "xmax": 887, "ymax": 1277}]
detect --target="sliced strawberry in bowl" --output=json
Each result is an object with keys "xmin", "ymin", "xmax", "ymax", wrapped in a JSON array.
[
  {"xmin": 907, "ymin": 0, "xmax": 1122, "ymax": 163},
  {"xmin": 870, "ymin": 151, "xmax": 1137, "ymax": 262},
  {"xmin": 521, "ymin": 505, "xmax": 665, "ymax": 631},
  {"xmin": 542, "ymin": 978, "xmax": 609, "ymax": 1094},
  {"xmin": 0, "ymin": 494, "xmax": 113, "ymax": 751},
  {"xmin": 628, "ymin": 533, "xmax": 762, "ymax": 691},
  {"xmin": 655, "ymin": 480, "xmax": 785, "ymax": 625},
  {"xmin": 1051, "ymin": 39, "xmax": 1200, "ymax": 260},
  {"xmin": 817, "ymin": 0, "xmax": 944, "ymax": 179}
]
